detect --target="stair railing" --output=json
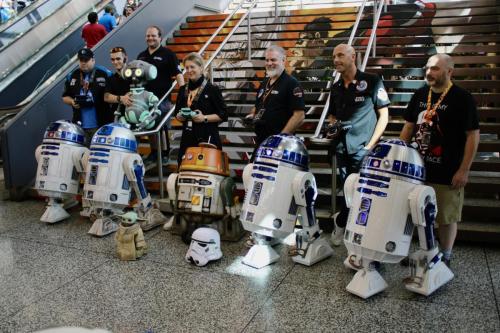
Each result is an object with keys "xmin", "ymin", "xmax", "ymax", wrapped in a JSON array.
[{"xmin": 134, "ymin": 0, "xmax": 257, "ymax": 198}]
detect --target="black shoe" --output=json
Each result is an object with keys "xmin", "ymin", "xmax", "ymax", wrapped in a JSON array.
[
  {"xmin": 442, "ymin": 258, "xmax": 451, "ymax": 268},
  {"xmin": 400, "ymin": 257, "xmax": 410, "ymax": 267}
]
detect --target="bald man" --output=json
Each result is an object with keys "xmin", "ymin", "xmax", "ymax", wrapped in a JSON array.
[
  {"xmin": 400, "ymin": 54, "xmax": 480, "ymax": 266},
  {"xmin": 328, "ymin": 44, "xmax": 390, "ymax": 246}
]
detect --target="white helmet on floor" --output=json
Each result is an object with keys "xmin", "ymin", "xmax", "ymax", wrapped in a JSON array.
[{"xmin": 185, "ymin": 227, "xmax": 223, "ymax": 267}]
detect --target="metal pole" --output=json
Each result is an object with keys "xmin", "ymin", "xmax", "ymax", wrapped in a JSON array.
[
  {"xmin": 275, "ymin": 0, "xmax": 278, "ymax": 18},
  {"xmin": 247, "ymin": 9, "xmax": 251, "ymax": 61},
  {"xmin": 331, "ymin": 154, "xmax": 337, "ymax": 219},
  {"xmin": 157, "ymin": 133, "xmax": 164, "ymax": 198},
  {"xmin": 372, "ymin": 0, "xmax": 377, "ymax": 57},
  {"xmin": 210, "ymin": 64, "xmax": 214, "ymax": 84}
]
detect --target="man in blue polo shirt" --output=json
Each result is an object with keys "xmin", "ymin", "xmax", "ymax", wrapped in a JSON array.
[{"xmin": 98, "ymin": 6, "xmax": 117, "ymax": 33}]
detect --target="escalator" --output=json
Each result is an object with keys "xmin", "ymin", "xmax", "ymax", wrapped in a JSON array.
[
  {"xmin": 1, "ymin": 0, "xmax": 196, "ymax": 199},
  {"xmin": 0, "ymin": 0, "xmax": 115, "ymax": 107}
]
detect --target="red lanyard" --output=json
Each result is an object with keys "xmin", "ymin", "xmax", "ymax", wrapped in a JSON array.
[{"xmin": 423, "ymin": 82, "xmax": 452, "ymax": 125}]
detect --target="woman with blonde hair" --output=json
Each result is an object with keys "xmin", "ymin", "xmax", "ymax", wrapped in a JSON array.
[{"xmin": 174, "ymin": 52, "xmax": 227, "ymax": 166}]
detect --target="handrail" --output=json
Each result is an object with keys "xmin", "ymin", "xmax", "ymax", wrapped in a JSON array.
[
  {"xmin": 361, "ymin": 0, "xmax": 385, "ymax": 71},
  {"xmin": 312, "ymin": 0, "xmax": 368, "ymax": 138},
  {"xmin": 134, "ymin": 0, "xmax": 257, "ymax": 198},
  {"xmin": 0, "ymin": 0, "xmax": 48, "ymax": 32}
]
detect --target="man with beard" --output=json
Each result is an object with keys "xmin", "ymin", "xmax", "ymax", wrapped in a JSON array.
[
  {"xmin": 328, "ymin": 43, "xmax": 390, "ymax": 247},
  {"xmin": 62, "ymin": 48, "xmax": 112, "ymax": 143},
  {"xmin": 400, "ymin": 54, "xmax": 480, "ymax": 266},
  {"xmin": 246, "ymin": 45, "xmax": 305, "ymax": 160}
]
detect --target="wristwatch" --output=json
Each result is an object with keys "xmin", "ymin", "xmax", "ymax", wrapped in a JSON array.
[{"xmin": 204, "ymin": 116, "xmax": 208, "ymax": 123}]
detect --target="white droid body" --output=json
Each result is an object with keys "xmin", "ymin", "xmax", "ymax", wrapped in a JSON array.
[
  {"xmin": 343, "ymin": 139, "xmax": 454, "ymax": 298},
  {"xmin": 240, "ymin": 134, "xmax": 333, "ymax": 268},
  {"xmin": 34, "ymin": 120, "xmax": 88, "ymax": 223},
  {"xmin": 82, "ymin": 123, "xmax": 166, "ymax": 236},
  {"xmin": 166, "ymin": 143, "xmax": 243, "ymax": 243}
]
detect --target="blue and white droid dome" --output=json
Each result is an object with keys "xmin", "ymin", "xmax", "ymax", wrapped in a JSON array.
[
  {"xmin": 91, "ymin": 123, "xmax": 137, "ymax": 152},
  {"xmin": 361, "ymin": 139, "xmax": 426, "ymax": 184},
  {"xmin": 43, "ymin": 120, "xmax": 85, "ymax": 146},
  {"xmin": 255, "ymin": 134, "xmax": 309, "ymax": 171}
]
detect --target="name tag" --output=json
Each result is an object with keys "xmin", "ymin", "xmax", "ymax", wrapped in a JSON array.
[
  {"xmin": 96, "ymin": 77, "xmax": 106, "ymax": 82},
  {"xmin": 271, "ymin": 90, "xmax": 279, "ymax": 95},
  {"xmin": 153, "ymin": 56, "xmax": 163, "ymax": 61}
]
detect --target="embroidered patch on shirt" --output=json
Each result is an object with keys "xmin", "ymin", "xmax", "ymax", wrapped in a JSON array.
[
  {"xmin": 356, "ymin": 80, "xmax": 368, "ymax": 92},
  {"xmin": 293, "ymin": 86, "xmax": 303, "ymax": 98},
  {"xmin": 377, "ymin": 87, "xmax": 389, "ymax": 101},
  {"xmin": 355, "ymin": 96, "xmax": 365, "ymax": 102}
]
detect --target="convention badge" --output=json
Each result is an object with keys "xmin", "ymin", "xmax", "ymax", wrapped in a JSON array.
[
  {"xmin": 293, "ymin": 86, "xmax": 303, "ymax": 98},
  {"xmin": 356, "ymin": 80, "xmax": 368, "ymax": 92},
  {"xmin": 70, "ymin": 78, "xmax": 76, "ymax": 86},
  {"xmin": 254, "ymin": 108, "xmax": 266, "ymax": 120},
  {"xmin": 377, "ymin": 87, "xmax": 389, "ymax": 102}
]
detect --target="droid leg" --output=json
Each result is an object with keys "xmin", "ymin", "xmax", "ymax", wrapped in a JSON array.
[
  {"xmin": 40, "ymin": 198, "xmax": 70, "ymax": 223},
  {"xmin": 88, "ymin": 210, "xmax": 119, "ymax": 236},
  {"xmin": 80, "ymin": 198, "xmax": 92, "ymax": 217},
  {"xmin": 164, "ymin": 173, "xmax": 179, "ymax": 231},
  {"xmin": 405, "ymin": 186, "xmax": 454, "ymax": 295},
  {"xmin": 290, "ymin": 172, "xmax": 333, "ymax": 266},
  {"xmin": 242, "ymin": 234, "xmax": 280, "ymax": 269},
  {"xmin": 346, "ymin": 260, "xmax": 388, "ymax": 299}
]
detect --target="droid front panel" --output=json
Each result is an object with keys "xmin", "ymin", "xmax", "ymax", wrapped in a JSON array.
[
  {"xmin": 240, "ymin": 163, "xmax": 299, "ymax": 239},
  {"xmin": 344, "ymin": 140, "xmax": 426, "ymax": 263},
  {"xmin": 176, "ymin": 172, "xmax": 226, "ymax": 216},
  {"xmin": 35, "ymin": 143, "xmax": 81, "ymax": 198}
]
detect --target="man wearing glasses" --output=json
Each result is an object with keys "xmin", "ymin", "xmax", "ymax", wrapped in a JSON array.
[{"xmin": 137, "ymin": 26, "xmax": 185, "ymax": 165}]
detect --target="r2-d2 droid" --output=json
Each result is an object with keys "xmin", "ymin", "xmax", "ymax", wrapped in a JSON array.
[
  {"xmin": 240, "ymin": 134, "xmax": 333, "ymax": 268},
  {"xmin": 166, "ymin": 143, "xmax": 243, "ymax": 243},
  {"xmin": 34, "ymin": 120, "xmax": 88, "ymax": 223},
  {"xmin": 342, "ymin": 139, "xmax": 454, "ymax": 298},
  {"xmin": 82, "ymin": 123, "xmax": 166, "ymax": 236}
]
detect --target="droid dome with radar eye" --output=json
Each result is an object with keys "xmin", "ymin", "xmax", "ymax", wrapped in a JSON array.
[
  {"xmin": 166, "ymin": 142, "xmax": 243, "ymax": 244},
  {"xmin": 34, "ymin": 120, "xmax": 88, "ymax": 223},
  {"xmin": 82, "ymin": 123, "xmax": 167, "ymax": 236},
  {"xmin": 240, "ymin": 134, "xmax": 333, "ymax": 269},
  {"xmin": 185, "ymin": 227, "xmax": 223, "ymax": 267},
  {"xmin": 342, "ymin": 139, "xmax": 454, "ymax": 299}
]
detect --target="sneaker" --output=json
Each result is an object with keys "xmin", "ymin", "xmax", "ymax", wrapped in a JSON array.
[
  {"xmin": 331, "ymin": 224, "xmax": 345, "ymax": 246},
  {"xmin": 442, "ymin": 257, "xmax": 451, "ymax": 268}
]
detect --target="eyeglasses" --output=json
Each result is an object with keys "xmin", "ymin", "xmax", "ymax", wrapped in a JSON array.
[{"xmin": 110, "ymin": 46, "xmax": 125, "ymax": 53}]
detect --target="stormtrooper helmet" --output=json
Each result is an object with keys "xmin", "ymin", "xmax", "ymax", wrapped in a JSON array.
[{"xmin": 185, "ymin": 227, "xmax": 223, "ymax": 267}]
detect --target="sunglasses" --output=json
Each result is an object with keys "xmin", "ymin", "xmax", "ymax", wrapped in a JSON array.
[{"xmin": 110, "ymin": 46, "xmax": 126, "ymax": 53}]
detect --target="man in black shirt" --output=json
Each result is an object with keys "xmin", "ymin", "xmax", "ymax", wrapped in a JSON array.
[
  {"xmin": 328, "ymin": 44, "xmax": 390, "ymax": 246},
  {"xmin": 137, "ymin": 25, "xmax": 185, "ymax": 164},
  {"xmin": 62, "ymin": 48, "xmax": 112, "ymax": 143},
  {"xmin": 400, "ymin": 53, "xmax": 480, "ymax": 266},
  {"xmin": 246, "ymin": 45, "xmax": 305, "ymax": 159},
  {"xmin": 104, "ymin": 46, "xmax": 132, "ymax": 117}
]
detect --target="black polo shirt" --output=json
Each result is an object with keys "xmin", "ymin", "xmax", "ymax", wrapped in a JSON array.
[
  {"xmin": 254, "ymin": 71, "xmax": 305, "ymax": 144},
  {"xmin": 328, "ymin": 70, "xmax": 390, "ymax": 154},
  {"xmin": 62, "ymin": 65, "xmax": 113, "ymax": 127},
  {"xmin": 105, "ymin": 72, "xmax": 130, "ymax": 113},
  {"xmin": 137, "ymin": 46, "xmax": 182, "ymax": 101}
]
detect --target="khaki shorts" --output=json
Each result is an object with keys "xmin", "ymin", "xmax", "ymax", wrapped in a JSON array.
[{"xmin": 427, "ymin": 182, "xmax": 464, "ymax": 225}]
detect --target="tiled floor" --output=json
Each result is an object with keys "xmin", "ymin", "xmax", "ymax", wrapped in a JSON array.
[{"xmin": 1, "ymin": 200, "xmax": 499, "ymax": 333}]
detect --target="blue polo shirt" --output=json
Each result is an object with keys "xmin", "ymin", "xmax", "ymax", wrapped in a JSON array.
[{"xmin": 98, "ymin": 13, "xmax": 116, "ymax": 32}]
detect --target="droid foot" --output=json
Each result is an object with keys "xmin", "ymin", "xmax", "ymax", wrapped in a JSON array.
[
  {"xmin": 163, "ymin": 215, "xmax": 175, "ymax": 231},
  {"xmin": 404, "ymin": 249, "xmax": 454, "ymax": 296},
  {"xmin": 242, "ymin": 244, "xmax": 280, "ymax": 269},
  {"xmin": 292, "ymin": 237, "xmax": 333, "ymax": 266},
  {"xmin": 346, "ymin": 266, "xmax": 388, "ymax": 299},
  {"xmin": 88, "ymin": 216, "xmax": 119, "ymax": 236},
  {"xmin": 139, "ymin": 208, "xmax": 167, "ymax": 231},
  {"xmin": 40, "ymin": 201, "xmax": 70, "ymax": 223}
]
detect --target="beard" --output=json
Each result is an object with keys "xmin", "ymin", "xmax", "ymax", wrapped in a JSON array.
[
  {"xmin": 426, "ymin": 73, "xmax": 446, "ymax": 87},
  {"xmin": 266, "ymin": 66, "xmax": 283, "ymax": 78}
]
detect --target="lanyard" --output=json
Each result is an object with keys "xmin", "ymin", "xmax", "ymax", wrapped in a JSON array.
[
  {"xmin": 80, "ymin": 69, "xmax": 96, "ymax": 95},
  {"xmin": 186, "ymin": 78, "xmax": 207, "ymax": 108},
  {"xmin": 261, "ymin": 75, "xmax": 281, "ymax": 105},
  {"xmin": 423, "ymin": 82, "xmax": 452, "ymax": 124}
]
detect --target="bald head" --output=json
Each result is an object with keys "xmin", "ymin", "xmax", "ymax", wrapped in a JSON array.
[
  {"xmin": 425, "ymin": 53, "xmax": 454, "ymax": 91},
  {"xmin": 333, "ymin": 43, "xmax": 356, "ymax": 76}
]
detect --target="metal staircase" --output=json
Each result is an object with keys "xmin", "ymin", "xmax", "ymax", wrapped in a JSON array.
[{"xmin": 155, "ymin": 0, "xmax": 500, "ymax": 241}]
